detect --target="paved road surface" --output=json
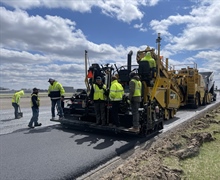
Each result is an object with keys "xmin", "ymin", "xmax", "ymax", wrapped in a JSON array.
[
  {"xmin": 0, "ymin": 98, "xmax": 141, "ymax": 180},
  {"xmin": 0, "ymin": 97, "xmax": 219, "ymax": 180}
]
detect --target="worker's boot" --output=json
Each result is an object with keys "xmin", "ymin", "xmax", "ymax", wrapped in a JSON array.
[
  {"xmin": 95, "ymin": 121, "xmax": 101, "ymax": 125},
  {"xmin": 128, "ymin": 127, "xmax": 139, "ymax": 133},
  {"xmin": 59, "ymin": 117, "xmax": 64, "ymax": 120},
  {"xmin": 35, "ymin": 123, "xmax": 42, "ymax": 127},
  {"xmin": 101, "ymin": 120, "xmax": 106, "ymax": 126}
]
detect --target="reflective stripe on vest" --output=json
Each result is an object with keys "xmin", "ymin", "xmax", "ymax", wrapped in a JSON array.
[{"xmin": 110, "ymin": 81, "xmax": 124, "ymax": 101}]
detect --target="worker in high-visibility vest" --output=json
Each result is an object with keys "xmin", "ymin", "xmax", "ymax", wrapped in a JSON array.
[
  {"xmin": 11, "ymin": 90, "xmax": 24, "ymax": 119},
  {"xmin": 28, "ymin": 88, "xmax": 41, "ymax": 128},
  {"xmin": 48, "ymin": 78, "xmax": 65, "ymax": 120},
  {"xmin": 138, "ymin": 51, "xmax": 156, "ymax": 86},
  {"xmin": 128, "ymin": 72, "xmax": 142, "ymax": 132},
  {"xmin": 89, "ymin": 76, "xmax": 108, "ymax": 125},
  {"xmin": 109, "ymin": 75, "xmax": 124, "ymax": 127}
]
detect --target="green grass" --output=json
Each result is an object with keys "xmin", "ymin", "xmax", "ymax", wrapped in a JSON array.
[
  {"xmin": 162, "ymin": 110, "xmax": 220, "ymax": 180},
  {"xmin": 163, "ymin": 156, "xmax": 181, "ymax": 170},
  {"xmin": 180, "ymin": 133, "xmax": 220, "ymax": 180},
  {"xmin": 181, "ymin": 118, "xmax": 220, "ymax": 179}
]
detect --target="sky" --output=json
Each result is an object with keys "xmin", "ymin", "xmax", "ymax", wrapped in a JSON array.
[{"xmin": 0, "ymin": 0, "xmax": 220, "ymax": 90}]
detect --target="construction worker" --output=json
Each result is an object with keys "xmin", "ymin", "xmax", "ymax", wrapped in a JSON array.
[
  {"xmin": 109, "ymin": 75, "xmax": 124, "ymax": 127},
  {"xmin": 89, "ymin": 76, "xmax": 107, "ymax": 125},
  {"xmin": 11, "ymin": 90, "xmax": 24, "ymax": 119},
  {"xmin": 48, "ymin": 78, "xmax": 65, "ymax": 120},
  {"xmin": 128, "ymin": 72, "xmax": 142, "ymax": 132},
  {"xmin": 28, "ymin": 88, "xmax": 41, "ymax": 128},
  {"xmin": 138, "ymin": 51, "xmax": 156, "ymax": 86}
]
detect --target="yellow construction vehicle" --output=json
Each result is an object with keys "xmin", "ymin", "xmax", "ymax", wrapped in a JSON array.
[
  {"xmin": 136, "ymin": 34, "xmax": 180, "ymax": 120},
  {"xmin": 52, "ymin": 34, "xmax": 216, "ymax": 136},
  {"xmin": 136, "ymin": 33, "xmax": 216, "ymax": 110}
]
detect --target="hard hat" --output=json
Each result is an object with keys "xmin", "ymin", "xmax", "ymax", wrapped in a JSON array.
[
  {"xmin": 111, "ymin": 75, "xmax": 118, "ymax": 81},
  {"xmin": 146, "ymin": 52, "xmax": 152, "ymax": 57},
  {"xmin": 48, "ymin": 78, "xmax": 55, "ymax": 82},
  {"xmin": 129, "ymin": 71, "xmax": 136, "ymax": 78},
  {"xmin": 33, "ymin": 87, "xmax": 39, "ymax": 91},
  {"xmin": 96, "ymin": 76, "xmax": 102, "ymax": 80}
]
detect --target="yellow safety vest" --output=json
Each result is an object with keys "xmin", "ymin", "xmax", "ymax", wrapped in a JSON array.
[
  {"xmin": 48, "ymin": 81, "xmax": 65, "ymax": 99},
  {"xmin": 141, "ymin": 52, "xmax": 156, "ymax": 68},
  {"xmin": 93, "ymin": 84, "xmax": 106, "ymax": 100},
  {"xmin": 109, "ymin": 80, "xmax": 124, "ymax": 101},
  {"xmin": 11, "ymin": 90, "xmax": 24, "ymax": 104},
  {"xmin": 30, "ymin": 94, "xmax": 40, "ymax": 107},
  {"xmin": 131, "ymin": 79, "xmax": 142, "ymax": 97}
]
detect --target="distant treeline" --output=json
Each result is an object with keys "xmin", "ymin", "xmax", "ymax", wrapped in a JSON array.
[{"xmin": 0, "ymin": 87, "xmax": 85, "ymax": 94}]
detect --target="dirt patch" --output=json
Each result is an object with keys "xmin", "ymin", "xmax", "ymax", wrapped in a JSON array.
[{"xmin": 100, "ymin": 106, "xmax": 220, "ymax": 180}]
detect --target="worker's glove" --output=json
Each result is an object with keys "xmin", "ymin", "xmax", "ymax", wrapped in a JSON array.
[
  {"xmin": 88, "ymin": 100, "xmax": 93, "ymax": 105},
  {"xmin": 127, "ymin": 99, "xmax": 131, "ymax": 104},
  {"xmin": 48, "ymin": 94, "xmax": 51, "ymax": 97},
  {"xmin": 104, "ymin": 89, "xmax": 109, "ymax": 96}
]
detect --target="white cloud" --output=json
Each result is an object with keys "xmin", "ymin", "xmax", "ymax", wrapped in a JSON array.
[
  {"xmin": 0, "ymin": 48, "xmax": 50, "ymax": 64},
  {"xmin": 150, "ymin": 0, "xmax": 220, "ymax": 52},
  {"xmin": 1, "ymin": 0, "xmax": 160, "ymax": 23},
  {"xmin": 0, "ymin": 7, "xmax": 147, "ymax": 90},
  {"xmin": 133, "ymin": 23, "xmax": 147, "ymax": 32},
  {"xmin": 1, "ymin": 0, "xmax": 220, "ymax": 90},
  {"xmin": 0, "ymin": 7, "xmax": 134, "ymax": 89}
]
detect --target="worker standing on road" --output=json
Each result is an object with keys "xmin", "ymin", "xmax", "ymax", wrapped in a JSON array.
[
  {"xmin": 28, "ymin": 88, "xmax": 41, "ymax": 128},
  {"xmin": 109, "ymin": 75, "xmax": 124, "ymax": 127},
  {"xmin": 89, "ymin": 76, "xmax": 107, "ymax": 125},
  {"xmin": 48, "ymin": 78, "xmax": 65, "ymax": 120},
  {"xmin": 128, "ymin": 72, "xmax": 142, "ymax": 132},
  {"xmin": 11, "ymin": 90, "xmax": 24, "ymax": 119}
]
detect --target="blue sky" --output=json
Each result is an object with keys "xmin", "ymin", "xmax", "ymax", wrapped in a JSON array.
[{"xmin": 0, "ymin": 0, "xmax": 220, "ymax": 90}]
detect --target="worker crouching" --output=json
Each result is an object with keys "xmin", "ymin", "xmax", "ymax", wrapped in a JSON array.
[{"xmin": 11, "ymin": 90, "xmax": 24, "ymax": 119}]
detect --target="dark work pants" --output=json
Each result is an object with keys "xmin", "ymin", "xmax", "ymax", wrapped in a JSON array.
[
  {"xmin": 111, "ymin": 101, "xmax": 120, "ymax": 126},
  {"xmin": 51, "ymin": 99, "xmax": 63, "ymax": 118},
  {"xmin": 131, "ymin": 101, "xmax": 140, "ymax": 128},
  {"xmin": 12, "ymin": 102, "xmax": 19, "ymax": 118},
  {"xmin": 29, "ymin": 107, "xmax": 39, "ymax": 126},
  {"xmin": 94, "ymin": 101, "xmax": 106, "ymax": 124}
]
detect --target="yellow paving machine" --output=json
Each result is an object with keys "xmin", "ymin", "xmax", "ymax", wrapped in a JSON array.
[{"xmin": 52, "ymin": 34, "xmax": 216, "ymax": 136}]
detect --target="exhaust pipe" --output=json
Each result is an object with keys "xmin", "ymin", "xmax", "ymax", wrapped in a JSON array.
[{"xmin": 127, "ymin": 50, "xmax": 133, "ymax": 72}]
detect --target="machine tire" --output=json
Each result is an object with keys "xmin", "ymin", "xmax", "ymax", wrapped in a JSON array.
[
  {"xmin": 164, "ymin": 109, "xmax": 170, "ymax": 120},
  {"xmin": 169, "ymin": 109, "xmax": 174, "ymax": 119},
  {"xmin": 192, "ymin": 93, "xmax": 199, "ymax": 109},
  {"xmin": 213, "ymin": 94, "xmax": 217, "ymax": 101},
  {"xmin": 202, "ymin": 94, "xmax": 207, "ymax": 106}
]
